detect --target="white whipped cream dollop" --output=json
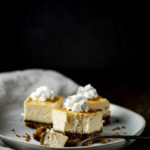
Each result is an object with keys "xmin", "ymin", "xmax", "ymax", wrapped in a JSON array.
[
  {"xmin": 77, "ymin": 84, "xmax": 98, "ymax": 99},
  {"xmin": 30, "ymin": 86, "xmax": 55, "ymax": 101},
  {"xmin": 64, "ymin": 95, "xmax": 89, "ymax": 112}
]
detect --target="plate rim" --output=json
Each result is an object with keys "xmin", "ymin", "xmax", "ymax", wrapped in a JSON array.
[{"xmin": 0, "ymin": 103, "xmax": 146, "ymax": 149}]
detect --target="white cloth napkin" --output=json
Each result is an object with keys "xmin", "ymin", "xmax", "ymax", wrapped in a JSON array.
[{"xmin": 0, "ymin": 69, "xmax": 79, "ymax": 150}]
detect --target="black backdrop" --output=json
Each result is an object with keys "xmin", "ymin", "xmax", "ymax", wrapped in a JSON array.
[{"xmin": 1, "ymin": 0, "xmax": 149, "ymax": 86}]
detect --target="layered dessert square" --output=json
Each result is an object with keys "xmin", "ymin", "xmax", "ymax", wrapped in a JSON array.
[
  {"xmin": 77, "ymin": 84, "xmax": 110, "ymax": 125},
  {"xmin": 52, "ymin": 95, "xmax": 103, "ymax": 143},
  {"xmin": 24, "ymin": 86, "xmax": 63, "ymax": 128},
  {"xmin": 88, "ymin": 96, "xmax": 110, "ymax": 124}
]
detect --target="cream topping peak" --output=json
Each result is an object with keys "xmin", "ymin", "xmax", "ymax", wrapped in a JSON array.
[
  {"xmin": 77, "ymin": 84, "xmax": 98, "ymax": 99},
  {"xmin": 64, "ymin": 95, "xmax": 89, "ymax": 112},
  {"xmin": 30, "ymin": 86, "xmax": 55, "ymax": 101}
]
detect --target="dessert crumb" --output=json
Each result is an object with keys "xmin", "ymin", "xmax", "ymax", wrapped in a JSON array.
[
  {"xmin": 11, "ymin": 129, "xmax": 22, "ymax": 138},
  {"xmin": 11, "ymin": 129, "xmax": 16, "ymax": 134},
  {"xmin": 83, "ymin": 138, "xmax": 113, "ymax": 146},
  {"xmin": 25, "ymin": 133, "xmax": 31, "ymax": 142},
  {"xmin": 112, "ymin": 127, "xmax": 121, "ymax": 131},
  {"xmin": 122, "ymin": 126, "xmax": 126, "ymax": 129},
  {"xmin": 107, "ymin": 138, "xmax": 113, "ymax": 142},
  {"xmin": 22, "ymin": 133, "xmax": 31, "ymax": 142},
  {"xmin": 99, "ymin": 139, "xmax": 107, "ymax": 144},
  {"xmin": 83, "ymin": 141, "xmax": 93, "ymax": 146},
  {"xmin": 16, "ymin": 134, "xmax": 21, "ymax": 137}
]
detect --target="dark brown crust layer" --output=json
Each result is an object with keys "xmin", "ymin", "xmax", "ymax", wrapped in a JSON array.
[
  {"xmin": 55, "ymin": 129, "xmax": 102, "ymax": 144},
  {"xmin": 103, "ymin": 115, "xmax": 111, "ymax": 125},
  {"xmin": 33, "ymin": 127, "xmax": 102, "ymax": 147},
  {"xmin": 25, "ymin": 120, "xmax": 53, "ymax": 129}
]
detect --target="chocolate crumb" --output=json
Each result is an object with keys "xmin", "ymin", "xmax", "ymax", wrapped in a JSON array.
[{"xmin": 112, "ymin": 127, "xmax": 121, "ymax": 131}]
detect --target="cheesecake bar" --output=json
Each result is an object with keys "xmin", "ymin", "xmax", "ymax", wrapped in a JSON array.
[
  {"xmin": 88, "ymin": 96, "xmax": 110, "ymax": 125},
  {"xmin": 52, "ymin": 94, "xmax": 103, "ymax": 143},
  {"xmin": 24, "ymin": 86, "xmax": 63, "ymax": 128},
  {"xmin": 77, "ymin": 84, "xmax": 110, "ymax": 125},
  {"xmin": 33, "ymin": 127, "xmax": 68, "ymax": 148},
  {"xmin": 52, "ymin": 108, "xmax": 103, "ymax": 142}
]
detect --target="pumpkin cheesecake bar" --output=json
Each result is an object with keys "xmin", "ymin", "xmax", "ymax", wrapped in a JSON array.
[
  {"xmin": 52, "ymin": 95, "xmax": 103, "ymax": 143},
  {"xmin": 24, "ymin": 86, "xmax": 63, "ymax": 128},
  {"xmin": 77, "ymin": 84, "xmax": 110, "ymax": 125}
]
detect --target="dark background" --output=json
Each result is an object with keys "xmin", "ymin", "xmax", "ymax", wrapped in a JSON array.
[{"xmin": 1, "ymin": 1, "xmax": 150, "ymax": 149}]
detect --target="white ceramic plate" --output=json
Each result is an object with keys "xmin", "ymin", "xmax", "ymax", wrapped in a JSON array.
[{"xmin": 0, "ymin": 102, "xmax": 146, "ymax": 150}]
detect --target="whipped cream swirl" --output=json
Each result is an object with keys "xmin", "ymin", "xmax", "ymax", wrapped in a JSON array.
[
  {"xmin": 77, "ymin": 84, "xmax": 98, "ymax": 99},
  {"xmin": 64, "ymin": 95, "xmax": 89, "ymax": 112},
  {"xmin": 30, "ymin": 86, "xmax": 55, "ymax": 101}
]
